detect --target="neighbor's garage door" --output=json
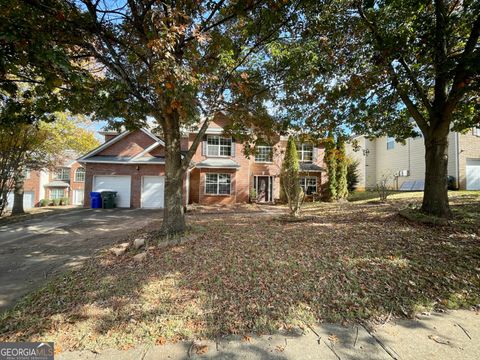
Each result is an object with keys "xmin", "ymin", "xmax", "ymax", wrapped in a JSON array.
[
  {"xmin": 93, "ymin": 176, "xmax": 131, "ymax": 208},
  {"xmin": 6, "ymin": 191, "xmax": 34, "ymax": 210},
  {"xmin": 466, "ymin": 159, "xmax": 480, "ymax": 190},
  {"xmin": 141, "ymin": 176, "xmax": 165, "ymax": 208}
]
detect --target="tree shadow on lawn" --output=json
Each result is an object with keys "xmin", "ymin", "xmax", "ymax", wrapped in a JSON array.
[{"xmin": 0, "ymin": 206, "xmax": 479, "ymax": 352}]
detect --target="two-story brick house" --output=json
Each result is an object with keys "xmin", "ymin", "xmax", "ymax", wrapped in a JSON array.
[
  {"xmin": 78, "ymin": 116, "xmax": 326, "ymax": 208},
  {"xmin": 5, "ymin": 156, "xmax": 86, "ymax": 210}
]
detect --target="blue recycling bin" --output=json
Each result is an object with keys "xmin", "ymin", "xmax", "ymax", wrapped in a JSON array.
[{"xmin": 90, "ymin": 192, "xmax": 102, "ymax": 209}]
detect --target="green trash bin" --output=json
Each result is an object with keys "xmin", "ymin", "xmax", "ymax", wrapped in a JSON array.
[{"xmin": 101, "ymin": 191, "xmax": 117, "ymax": 209}]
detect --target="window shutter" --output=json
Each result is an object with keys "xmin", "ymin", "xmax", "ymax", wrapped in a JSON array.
[
  {"xmin": 202, "ymin": 136, "xmax": 207, "ymax": 156},
  {"xmin": 313, "ymin": 147, "xmax": 319, "ymax": 162},
  {"xmin": 231, "ymin": 138, "xmax": 236, "ymax": 157}
]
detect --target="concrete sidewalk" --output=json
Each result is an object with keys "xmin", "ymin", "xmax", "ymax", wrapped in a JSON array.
[{"xmin": 58, "ymin": 309, "xmax": 480, "ymax": 360}]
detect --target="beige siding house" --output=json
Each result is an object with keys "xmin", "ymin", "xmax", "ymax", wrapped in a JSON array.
[{"xmin": 347, "ymin": 128, "xmax": 480, "ymax": 191}]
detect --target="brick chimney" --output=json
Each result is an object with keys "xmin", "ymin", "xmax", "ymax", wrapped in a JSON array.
[{"xmin": 99, "ymin": 131, "xmax": 118, "ymax": 143}]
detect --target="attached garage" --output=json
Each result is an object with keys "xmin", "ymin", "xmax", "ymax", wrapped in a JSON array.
[
  {"xmin": 141, "ymin": 176, "xmax": 165, "ymax": 208},
  {"xmin": 466, "ymin": 159, "xmax": 480, "ymax": 190},
  {"xmin": 93, "ymin": 175, "xmax": 131, "ymax": 208}
]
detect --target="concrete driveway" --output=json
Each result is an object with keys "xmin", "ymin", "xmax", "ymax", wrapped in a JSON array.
[{"xmin": 0, "ymin": 208, "xmax": 163, "ymax": 312}]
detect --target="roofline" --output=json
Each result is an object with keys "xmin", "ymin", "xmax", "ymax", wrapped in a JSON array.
[
  {"xmin": 78, "ymin": 130, "xmax": 132, "ymax": 161},
  {"xmin": 78, "ymin": 159, "xmax": 166, "ymax": 165},
  {"xmin": 78, "ymin": 127, "xmax": 168, "ymax": 162},
  {"xmin": 195, "ymin": 165, "xmax": 241, "ymax": 169}
]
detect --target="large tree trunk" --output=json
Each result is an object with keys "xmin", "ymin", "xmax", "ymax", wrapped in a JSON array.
[
  {"xmin": 11, "ymin": 171, "xmax": 26, "ymax": 216},
  {"xmin": 161, "ymin": 113, "xmax": 186, "ymax": 235},
  {"xmin": 421, "ymin": 132, "xmax": 451, "ymax": 218}
]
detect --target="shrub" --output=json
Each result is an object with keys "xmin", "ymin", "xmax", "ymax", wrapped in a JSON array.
[
  {"xmin": 52, "ymin": 198, "xmax": 61, "ymax": 206},
  {"xmin": 280, "ymin": 136, "xmax": 303, "ymax": 217},
  {"xmin": 324, "ymin": 135, "xmax": 337, "ymax": 201},
  {"xmin": 249, "ymin": 188, "xmax": 258, "ymax": 203},
  {"xmin": 347, "ymin": 159, "xmax": 360, "ymax": 192},
  {"xmin": 39, "ymin": 199, "xmax": 50, "ymax": 207},
  {"xmin": 336, "ymin": 137, "xmax": 348, "ymax": 200},
  {"xmin": 60, "ymin": 197, "xmax": 69, "ymax": 206}
]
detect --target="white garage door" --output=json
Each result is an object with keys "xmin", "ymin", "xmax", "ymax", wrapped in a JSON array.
[
  {"xmin": 466, "ymin": 159, "xmax": 480, "ymax": 190},
  {"xmin": 93, "ymin": 176, "xmax": 131, "ymax": 208},
  {"xmin": 141, "ymin": 176, "xmax": 165, "ymax": 208},
  {"xmin": 6, "ymin": 191, "xmax": 34, "ymax": 210}
]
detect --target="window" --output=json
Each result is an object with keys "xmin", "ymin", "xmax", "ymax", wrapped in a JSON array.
[
  {"xmin": 299, "ymin": 177, "xmax": 317, "ymax": 195},
  {"xmin": 297, "ymin": 144, "xmax": 313, "ymax": 162},
  {"xmin": 205, "ymin": 173, "xmax": 231, "ymax": 195},
  {"xmin": 50, "ymin": 188, "xmax": 65, "ymax": 199},
  {"xmin": 387, "ymin": 136, "xmax": 395, "ymax": 150},
  {"xmin": 206, "ymin": 135, "xmax": 232, "ymax": 157},
  {"xmin": 54, "ymin": 168, "xmax": 70, "ymax": 180},
  {"xmin": 255, "ymin": 145, "xmax": 273, "ymax": 162},
  {"xmin": 74, "ymin": 167, "xmax": 85, "ymax": 182},
  {"xmin": 473, "ymin": 127, "xmax": 480, "ymax": 137},
  {"xmin": 23, "ymin": 169, "xmax": 30, "ymax": 179}
]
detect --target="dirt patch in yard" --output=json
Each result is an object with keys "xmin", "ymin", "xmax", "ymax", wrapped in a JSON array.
[{"xmin": 1, "ymin": 194, "xmax": 479, "ymax": 352}]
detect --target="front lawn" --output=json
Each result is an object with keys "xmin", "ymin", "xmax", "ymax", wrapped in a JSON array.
[{"xmin": 1, "ymin": 193, "xmax": 479, "ymax": 351}]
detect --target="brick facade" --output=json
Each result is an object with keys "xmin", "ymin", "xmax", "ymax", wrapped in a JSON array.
[
  {"xmin": 81, "ymin": 118, "xmax": 327, "ymax": 208},
  {"xmin": 458, "ymin": 129, "xmax": 480, "ymax": 190}
]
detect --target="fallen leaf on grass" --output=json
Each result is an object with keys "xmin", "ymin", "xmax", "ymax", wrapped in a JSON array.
[
  {"xmin": 196, "ymin": 344, "xmax": 208, "ymax": 355},
  {"xmin": 428, "ymin": 335, "xmax": 450, "ymax": 345},
  {"xmin": 243, "ymin": 335, "xmax": 252, "ymax": 343},
  {"xmin": 156, "ymin": 336, "xmax": 166, "ymax": 345},
  {"xmin": 328, "ymin": 334, "xmax": 339, "ymax": 344}
]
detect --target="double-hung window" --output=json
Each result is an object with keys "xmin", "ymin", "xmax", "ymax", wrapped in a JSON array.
[
  {"xmin": 255, "ymin": 145, "xmax": 273, "ymax": 162},
  {"xmin": 54, "ymin": 168, "xmax": 70, "ymax": 180},
  {"xmin": 205, "ymin": 173, "xmax": 231, "ymax": 195},
  {"xmin": 297, "ymin": 144, "xmax": 313, "ymax": 162},
  {"xmin": 75, "ymin": 167, "xmax": 85, "ymax": 182},
  {"xmin": 50, "ymin": 188, "xmax": 65, "ymax": 199},
  {"xmin": 386, "ymin": 136, "xmax": 395, "ymax": 150},
  {"xmin": 299, "ymin": 177, "xmax": 317, "ymax": 195},
  {"xmin": 207, "ymin": 135, "xmax": 232, "ymax": 157}
]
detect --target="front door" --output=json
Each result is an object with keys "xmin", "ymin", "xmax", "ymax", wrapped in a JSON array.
[{"xmin": 257, "ymin": 176, "xmax": 270, "ymax": 202}]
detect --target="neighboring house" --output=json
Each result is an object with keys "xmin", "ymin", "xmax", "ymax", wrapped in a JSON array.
[
  {"xmin": 346, "ymin": 127, "xmax": 480, "ymax": 191},
  {"xmin": 78, "ymin": 116, "xmax": 326, "ymax": 208},
  {"xmin": 5, "ymin": 156, "xmax": 86, "ymax": 210}
]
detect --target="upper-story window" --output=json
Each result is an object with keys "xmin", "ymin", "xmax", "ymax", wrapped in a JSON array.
[
  {"xmin": 74, "ymin": 167, "xmax": 85, "ymax": 182},
  {"xmin": 473, "ymin": 127, "xmax": 480, "ymax": 137},
  {"xmin": 387, "ymin": 136, "xmax": 395, "ymax": 150},
  {"xmin": 54, "ymin": 168, "xmax": 70, "ymax": 181},
  {"xmin": 23, "ymin": 169, "xmax": 30, "ymax": 179},
  {"xmin": 255, "ymin": 145, "xmax": 273, "ymax": 163},
  {"xmin": 297, "ymin": 144, "xmax": 313, "ymax": 162},
  {"xmin": 206, "ymin": 135, "xmax": 232, "ymax": 157}
]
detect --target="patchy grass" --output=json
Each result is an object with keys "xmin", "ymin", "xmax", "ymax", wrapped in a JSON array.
[{"xmin": 1, "ymin": 193, "xmax": 480, "ymax": 351}]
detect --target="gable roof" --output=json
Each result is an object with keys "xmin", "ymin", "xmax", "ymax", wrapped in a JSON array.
[{"xmin": 78, "ymin": 128, "xmax": 168, "ymax": 165}]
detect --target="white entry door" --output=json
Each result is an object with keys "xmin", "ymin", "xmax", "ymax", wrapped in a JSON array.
[
  {"xmin": 466, "ymin": 159, "xmax": 480, "ymax": 190},
  {"xmin": 93, "ymin": 175, "xmax": 131, "ymax": 208},
  {"xmin": 73, "ymin": 190, "xmax": 84, "ymax": 205},
  {"xmin": 141, "ymin": 176, "xmax": 165, "ymax": 208}
]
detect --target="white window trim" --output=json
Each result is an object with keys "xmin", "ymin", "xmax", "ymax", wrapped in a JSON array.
[
  {"xmin": 206, "ymin": 135, "xmax": 232, "ymax": 157},
  {"xmin": 74, "ymin": 167, "xmax": 85, "ymax": 182},
  {"xmin": 255, "ymin": 145, "xmax": 273, "ymax": 163},
  {"xmin": 53, "ymin": 168, "xmax": 70, "ymax": 181},
  {"xmin": 473, "ymin": 127, "xmax": 480, "ymax": 137},
  {"xmin": 50, "ymin": 188, "xmax": 65, "ymax": 199},
  {"xmin": 23, "ymin": 169, "xmax": 31, "ymax": 179},
  {"xmin": 298, "ymin": 144, "xmax": 313, "ymax": 162},
  {"xmin": 204, "ymin": 173, "xmax": 232, "ymax": 196},
  {"xmin": 387, "ymin": 136, "xmax": 395, "ymax": 150},
  {"xmin": 300, "ymin": 176, "xmax": 317, "ymax": 195}
]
